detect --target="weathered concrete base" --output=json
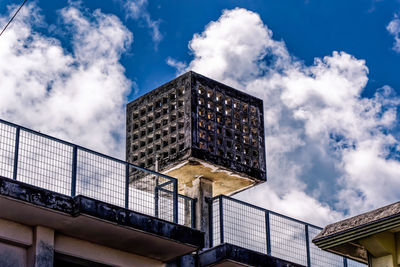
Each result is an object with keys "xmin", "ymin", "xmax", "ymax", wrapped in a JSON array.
[
  {"xmin": 185, "ymin": 176, "xmax": 213, "ymax": 248},
  {"xmin": 166, "ymin": 160, "xmax": 256, "ymax": 197}
]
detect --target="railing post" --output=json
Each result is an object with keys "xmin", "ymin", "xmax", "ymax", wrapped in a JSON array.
[
  {"xmin": 219, "ymin": 196, "xmax": 224, "ymax": 244},
  {"xmin": 265, "ymin": 210, "xmax": 271, "ymax": 255},
  {"xmin": 343, "ymin": 257, "xmax": 348, "ymax": 267},
  {"xmin": 173, "ymin": 179, "xmax": 178, "ymax": 223},
  {"xmin": 305, "ymin": 224, "xmax": 311, "ymax": 267},
  {"xmin": 71, "ymin": 145, "xmax": 77, "ymax": 197},
  {"xmin": 125, "ymin": 163, "xmax": 129, "ymax": 209},
  {"xmin": 207, "ymin": 197, "xmax": 213, "ymax": 248},
  {"xmin": 12, "ymin": 127, "xmax": 20, "ymax": 180},
  {"xmin": 154, "ymin": 157, "xmax": 159, "ymax": 218},
  {"xmin": 154, "ymin": 181, "xmax": 159, "ymax": 218},
  {"xmin": 191, "ymin": 198, "xmax": 196, "ymax": 229}
]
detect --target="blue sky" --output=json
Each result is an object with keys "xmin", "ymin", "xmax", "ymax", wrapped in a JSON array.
[
  {"xmin": 2, "ymin": 0, "xmax": 398, "ymax": 98},
  {"xmin": 1, "ymin": 0, "xmax": 400, "ymax": 225}
]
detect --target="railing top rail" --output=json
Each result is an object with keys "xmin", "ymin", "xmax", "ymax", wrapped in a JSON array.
[
  {"xmin": 0, "ymin": 118, "xmax": 177, "ymax": 183},
  {"xmin": 0, "ymin": 118, "xmax": 76, "ymax": 147},
  {"xmin": 157, "ymin": 187, "xmax": 196, "ymax": 202},
  {"xmin": 214, "ymin": 194, "xmax": 323, "ymax": 230}
]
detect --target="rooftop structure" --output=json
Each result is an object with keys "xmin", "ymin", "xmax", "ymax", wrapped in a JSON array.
[
  {"xmin": 313, "ymin": 201, "xmax": 400, "ymax": 266},
  {"xmin": 126, "ymin": 71, "xmax": 266, "ymax": 196},
  {"xmin": 0, "ymin": 176, "xmax": 203, "ymax": 266}
]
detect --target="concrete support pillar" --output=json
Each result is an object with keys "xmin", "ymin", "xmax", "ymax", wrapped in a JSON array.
[
  {"xmin": 28, "ymin": 226, "xmax": 54, "ymax": 267},
  {"xmin": 184, "ymin": 176, "xmax": 213, "ymax": 248}
]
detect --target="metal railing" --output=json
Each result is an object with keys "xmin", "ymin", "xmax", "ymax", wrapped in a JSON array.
[
  {"xmin": 0, "ymin": 118, "xmax": 195, "ymax": 226},
  {"xmin": 209, "ymin": 195, "xmax": 366, "ymax": 267},
  {"xmin": 0, "ymin": 118, "xmax": 368, "ymax": 264}
]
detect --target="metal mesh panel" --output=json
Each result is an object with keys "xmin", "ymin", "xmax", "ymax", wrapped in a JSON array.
[
  {"xmin": 129, "ymin": 167, "xmax": 156, "ymax": 216},
  {"xmin": 128, "ymin": 168, "xmax": 176, "ymax": 222},
  {"xmin": 269, "ymin": 213, "xmax": 308, "ymax": 266},
  {"xmin": 210, "ymin": 196, "xmax": 368, "ymax": 267},
  {"xmin": 347, "ymin": 259, "xmax": 367, "ymax": 267},
  {"xmin": 158, "ymin": 181, "xmax": 174, "ymax": 222},
  {"xmin": 179, "ymin": 196, "xmax": 193, "ymax": 227},
  {"xmin": 0, "ymin": 120, "xmax": 184, "ymax": 226},
  {"xmin": 0, "ymin": 123, "xmax": 16, "ymax": 179},
  {"xmin": 222, "ymin": 197, "xmax": 267, "ymax": 254},
  {"xmin": 18, "ymin": 130, "xmax": 72, "ymax": 195},
  {"xmin": 308, "ymin": 226, "xmax": 344, "ymax": 267},
  {"xmin": 76, "ymin": 149, "xmax": 125, "ymax": 207},
  {"xmin": 212, "ymin": 198, "xmax": 221, "ymax": 246}
]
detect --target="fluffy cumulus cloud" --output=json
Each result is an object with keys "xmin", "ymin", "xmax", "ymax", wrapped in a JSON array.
[
  {"xmin": 170, "ymin": 8, "xmax": 400, "ymax": 225},
  {"xmin": 124, "ymin": 0, "xmax": 162, "ymax": 45},
  {"xmin": 0, "ymin": 3, "xmax": 132, "ymax": 157},
  {"xmin": 387, "ymin": 14, "xmax": 400, "ymax": 53}
]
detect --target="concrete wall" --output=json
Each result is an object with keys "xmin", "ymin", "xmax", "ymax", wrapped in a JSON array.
[
  {"xmin": 0, "ymin": 218, "xmax": 163, "ymax": 267},
  {"xmin": 54, "ymin": 235, "xmax": 162, "ymax": 266},
  {"xmin": 0, "ymin": 242, "xmax": 27, "ymax": 267},
  {"xmin": 0, "ymin": 218, "xmax": 30, "ymax": 267}
]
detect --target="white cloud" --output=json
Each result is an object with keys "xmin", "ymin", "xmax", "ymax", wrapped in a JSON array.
[
  {"xmin": 171, "ymin": 8, "xmax": 400, "ymax": 225},
  {"xmin": 125, "ymin": 0, "xmax": 162, "ymax": 45},
  {"xmin": 0, "ymin": 3, "xmax": 133, "ymax": 158},
  {"xmin": 166, "ymin": 57, "xmax": 187, "ymax": 74},
  {"xmin": 387, "ymin": 14, "xmax": 400, "ymax": 53},
  {"xmin": 187, "ymin": 8, "xmax": 289, "ymax": 89}
]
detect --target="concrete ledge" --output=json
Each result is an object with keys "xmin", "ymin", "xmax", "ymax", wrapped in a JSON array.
[
  {"xmin": 199, "ymin": 243, "xmax": 304, "ymax": 267},
  {"xmin": 74, "ymin": 195, "xmax": 204, "ymax": 247},
  {"xmin": 0, "ymin": 176, "xmax": 204, "ymax": 261},
  {"xmin": 0, "ymin": 176, "xmax": 75, "ymax": 214}
]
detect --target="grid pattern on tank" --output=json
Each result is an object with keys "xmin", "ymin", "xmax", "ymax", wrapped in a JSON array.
[
  {"xmin": 195, "ymin": 83, "xmax": 263, "ymax": 170},
  {"xmin": 126, "ymin": 72, "xmax": 266, "ymax": 181},
  {"xmin": 127, "ymin": 85, "xmax": 187, "ymax": 170}
]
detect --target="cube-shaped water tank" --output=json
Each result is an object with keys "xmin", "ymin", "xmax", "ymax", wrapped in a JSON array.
[{"xmin": 126, "ymin": 71, "xmax": 266, "ymax": 196}]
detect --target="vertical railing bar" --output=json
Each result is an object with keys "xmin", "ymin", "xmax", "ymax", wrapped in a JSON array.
[
  {"xmin": 154, "ymin": 157, "xmax": 159, "ymax": 218},
  {"xmin": 265, "ymin": 210, "xmax": 271, "ymax": 256},
  {"xmin": 71, "ymin": 145, "xmax": 77, "ymax": 197},
  {"xmin": 125, "ymin": 163, "xmax": 129, "ymax": 209},
  {"xmin": 343, "ymin": 257, "xmax": 348, "ymax": 267},
  {"xmin": 173, "ymin": 179, "xmax": 178, "ymax": 223},
  {"xmin": 154, "ymin": 181, "xmax": 159, "ymax": 218},
  {"xmin": 219, "ymin": 195, "xmax": 224, "ymax": 244},
  {"xmin": 12, "ymin": 126, "xmax": 20, "ymax": 180},
  {"xmin": 208, "ymin": 197, "xmax": 213, "ymax": 248},
  {"xmin": 305, "ymin": 224, "xmax": 311, "ymax": 267},
  {"xmin": 191, "ymin": 198, "xmax": 196, "ymax": 229}
]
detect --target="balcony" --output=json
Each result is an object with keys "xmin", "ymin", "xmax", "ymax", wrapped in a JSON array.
[
  {"xmin": 205, "ymin": 195, "xmax": 366, "ymax": 267},
  {"xmin": 0, "ymin": 118, "xmax": 368, "ymax": 266},
  {"xmin": 0, "ymin": 118, "xmax": 196, "ymax": 227},
  {"xmin": 0, "ymin": 118, "xmax": 202, "ymax": 263}
]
